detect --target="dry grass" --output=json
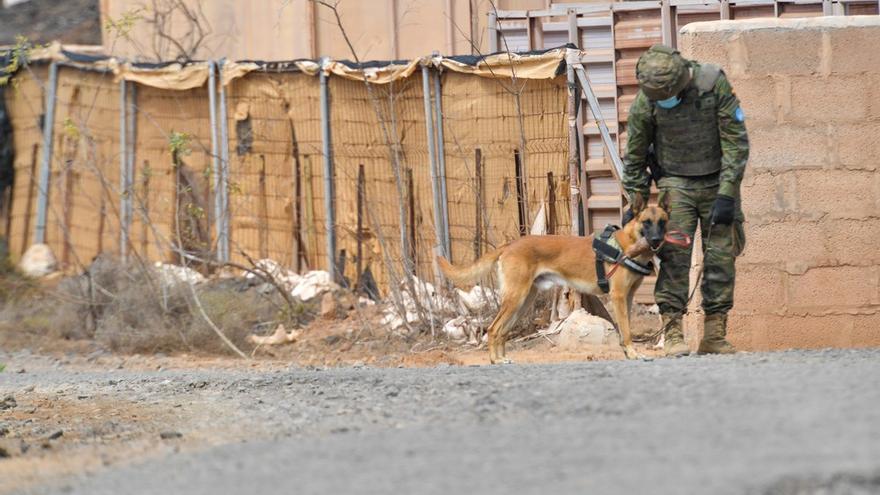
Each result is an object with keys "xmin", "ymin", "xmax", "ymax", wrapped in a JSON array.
[{"xmin": 0, "ymin": 254, "xmax": 319, "ymax": 356}]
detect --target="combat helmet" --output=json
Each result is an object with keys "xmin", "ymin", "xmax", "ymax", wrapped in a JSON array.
[{"xmin": 636, "ymin": 44, "xmax": 691, "ymax": 100}]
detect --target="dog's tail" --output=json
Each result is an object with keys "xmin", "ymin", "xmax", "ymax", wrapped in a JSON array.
[{"xmin": 436, "ymin": 248, "xmax": 504, "ymax": 287}]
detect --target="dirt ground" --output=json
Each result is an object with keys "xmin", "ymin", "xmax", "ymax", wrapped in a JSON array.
[
  {"xmin": 2, "ymin": 348, "xmax": 879, "ymax": 495},
  {"xmin": 0, "ymin": 294, "xmax": 667, "ymax": 495}
]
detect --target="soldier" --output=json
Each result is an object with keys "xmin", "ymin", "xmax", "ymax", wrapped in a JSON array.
[{"xmin": 622, "ymin": 44, "xmax": 748, "ymax": 357}]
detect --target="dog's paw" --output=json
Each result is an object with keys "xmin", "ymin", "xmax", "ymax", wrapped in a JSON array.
[{"xmin": 623, "ymin": 346, "xmax": 641, "ymax": 360}]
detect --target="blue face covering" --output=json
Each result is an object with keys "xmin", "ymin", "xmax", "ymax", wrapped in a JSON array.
[{"xmin": 656, "ymin": 95, "xmax": 681, "ymax": 109}]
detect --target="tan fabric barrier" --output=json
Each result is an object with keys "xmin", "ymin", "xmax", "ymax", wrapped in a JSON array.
[{"xmin": 4, "ymin": 49, "xmax": 572, "ymax": 293}]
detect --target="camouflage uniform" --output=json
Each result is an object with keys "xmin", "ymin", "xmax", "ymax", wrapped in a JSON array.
[{"xmin": 622, "ymin": 45, "xmax": 749, "ymax": 354}]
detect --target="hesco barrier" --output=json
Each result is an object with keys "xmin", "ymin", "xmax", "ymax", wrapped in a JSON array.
[{"xmin": 1, "ymin": 45, "xmax": 573, "ymax": 292}]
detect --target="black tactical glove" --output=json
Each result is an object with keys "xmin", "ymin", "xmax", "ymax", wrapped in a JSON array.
[
  {"xmin": 711, "ymin": 195, "xmax": 736, "ymax": 225},
  {"xmin": 621, "ymin": 208, "xmax": 635, "ymax": 226}
]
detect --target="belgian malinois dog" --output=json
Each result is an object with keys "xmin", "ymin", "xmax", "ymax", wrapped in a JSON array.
[{"xmin": 437, "ymin": 199, "xmax": 669, "ymax": 364}]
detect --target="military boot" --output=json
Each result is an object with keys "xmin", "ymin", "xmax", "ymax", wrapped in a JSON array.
[
  {"xmin": 662, "ymin": 313, "xmax": 690, "ymax": 357},
  {"xmin": 698, "ymin": 313, "xmax": 736, "ymax": 354}
]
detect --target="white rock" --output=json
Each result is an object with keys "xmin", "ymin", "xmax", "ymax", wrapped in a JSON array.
[
  {"xmin": 290, "ymin": 270, "xmax": 338, "ymax": 301},
  {"xmin": 456, "ymin": 285, "xmax": 498, "ymax": 313},
  {"xmin": 442, "ymin": 316, "xmax": 469, "ymax": 342},
  {"xmin": 245, "ymin": 259, "xmax": 302, "ymax": 290},
  {"xmin": 554, "ymin": 308, "xmax": 617, "ymax": 349},
  {"xmin": 153, "ymin": 262, "xmax": 205, "ymax": 286},
  {"xmin": 18, "ymin": 243, "xmax": 57, "ymax": 277},
  {"xmin": 247, "ymin": 324, "xmax": 301, "ymax": 346}
]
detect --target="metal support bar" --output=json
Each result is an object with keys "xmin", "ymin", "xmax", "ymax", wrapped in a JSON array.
[
  {"xmin": 119, "ymin": 79, "xmax": 128, "ymax": 261},
  {"xmin": 127, "ymin": 83, "xmax": 137, "ymax": 254},
  {"xmin": 822, "ymin": 0, "xmax": 833, "ymax": 14},
  {"xmin": 217, "ymin": 60, "xmax": 231, "ymax": 263},
  {"xmin": 573, "ymin": 63, "xmax": 625, "ymax": 183},
  {"xmin": 661, "ymin": 0, "xmax": 676, "ymax": 47},
  {"xmin": 432, "ymin": 69, "xmax": 451, "ymax": 259},
  {"xmin": 208, "ymin": 61, "xmax": 222, "ymax": 262},
  {"xmin": 422, "ymin": 65, "xmax": 446, "ymax": 261},
  {"xmin": 721, "ymin": 0, "xmax": 732, "ymax": 18},
  {"xmin": 119, "ymin": 80, "xmax": 137, "ymax": 262},
  {"xmin": 488, "ymin": 11, "xmax": 499, "ymax": 52},
  {"xmin": 567, "ymin": 13, "xmax": 588, "ymax": 231},
  {"xmin": 565, "ymin": 61, "xmax": 582, "ymax": 236},
  {"xmin": 34, "ymin": 61, "xmax": 58, "ymax": 245},
  {"xmin": 319, "ymin": 59, "xmax": 337, "ymax": 280}
]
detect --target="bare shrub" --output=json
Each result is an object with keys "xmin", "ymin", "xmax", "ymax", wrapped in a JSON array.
[{"xmin": 33, "ymin": 255, "xmax": 317, "ymax": 356}]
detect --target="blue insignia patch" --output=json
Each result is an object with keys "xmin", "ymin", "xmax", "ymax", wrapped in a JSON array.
[{"xmin": 735, "ymin": 107, "xmax": 745, "ymax": 122}]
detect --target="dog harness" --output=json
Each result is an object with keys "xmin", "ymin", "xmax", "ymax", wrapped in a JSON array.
[{"xmin": 592, "ymin": 225, "xmax": 654, "ymax": 293}]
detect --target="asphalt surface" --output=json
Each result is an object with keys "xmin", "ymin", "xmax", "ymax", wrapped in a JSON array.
[{"xmin": 6, "ymin": 349, "xmax": 880, "ymax": 495}]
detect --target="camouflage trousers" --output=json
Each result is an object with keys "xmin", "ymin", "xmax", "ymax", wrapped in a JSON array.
[{"xmin": 655, "ymin": 186, "xmax": 745, "ymax": 316}]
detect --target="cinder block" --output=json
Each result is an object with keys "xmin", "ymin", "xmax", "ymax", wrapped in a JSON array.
[
  {"xmin": 740, "ymin": 170, "xmax": 797, "ymax": 219},
  {"xmin": 788, "ymin": 265, "xmax": 878, "ymax": 309},
  {"xmin": 794, "ymin": 169, "xmax": 879, "ymax": 220},
  {"xmin": 849, "ymin": 313, "xmax": 880, "ymax": 348},
  {"xmin": 828, "ymin": 26, "xmax": 880, "ymax": 74},
  {"xmin": 740, "ymin": 221, "xmax": 827, "ymax": 266},
  {"xmin": 730, "ymin": 313, "xmax": 857, "ymax": 351},
  {"xmin": 834, "ymin": 123, "xmax": 880, "ymax": 169},
  {"xmin": 747, "ymin": 124, "xmax": 829, "ymax": 171},
  {"xmin": 734, "ymin": 265, "xmax": 788, "ymax": 312},
  {"xmin": 822, "ymin": 219, "xmax": 880, "ymax": 265},
  {"xmin": 742, "ymin": 29, "xmax": 823, "ymax": 76},
  {"xmin": 787, "ymin": 75, "xmax": 869, "ymax": 124},
  {"xmin": 679, "ymin": 32, "xmax": 729, "ymax": 67},
  {"xmin": 728, "ymin": 76, "xmax": 778, "ymax": 125}
]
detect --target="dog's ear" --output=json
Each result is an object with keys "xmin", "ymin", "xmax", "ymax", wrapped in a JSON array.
[
  {"xmin": 631, "ymin": 192, "xmax": 646, "ymax": 215},
  {"xmin": 658, "ymin": 190, "xmax": 671, "ymax": 213}
]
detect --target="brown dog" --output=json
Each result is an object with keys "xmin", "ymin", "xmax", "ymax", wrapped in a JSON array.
[{"xmin": 437, "ymin": 203, "xmax": 669, "ymax": 364}]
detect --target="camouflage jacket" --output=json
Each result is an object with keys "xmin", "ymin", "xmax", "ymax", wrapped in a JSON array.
[{"xmin": 622, "ymin": 62, "xmax": 749, "ymax": 200}]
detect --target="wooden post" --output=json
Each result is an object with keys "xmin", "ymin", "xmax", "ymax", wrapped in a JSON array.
[
  {"xmin": 546, "ymin": 171, "xmax": 557, "ymax": 235},
  {"xmin": 258, "ymin": 154, "xmax": 268, "ymax": 259},
  {"xmin": 514, "ymin": 149, "xmax": 527, "ymax": 236},
  {"xmin": 474, "ymin": 147, "xmax": 483, "ymax": 260},
  {"xmin": 406, "ymin": 167, "xmax": 416, "ymax": 266}
]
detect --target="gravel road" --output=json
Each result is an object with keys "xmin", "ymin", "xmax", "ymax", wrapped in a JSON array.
[{"xmin": 4, "ymin": 349, "xmax": 880, "ymax": 495}]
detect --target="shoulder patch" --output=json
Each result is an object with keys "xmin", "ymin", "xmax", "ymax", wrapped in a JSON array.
[
  {"xmin": 694, "ymin": 63, "xmax": 722, "ymax": 94},
  {"xmin": 735, "ymin": 107, "xmax": 745, "ymax": 122}
]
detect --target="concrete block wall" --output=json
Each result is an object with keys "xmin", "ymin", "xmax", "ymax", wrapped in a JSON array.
[{"xmin": 679, "ymin": 16, "xmax": 880, "ymax": 350}]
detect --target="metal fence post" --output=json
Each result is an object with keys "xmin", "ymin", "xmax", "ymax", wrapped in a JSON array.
[
  {"xmin": 565, "ymin": 56, "xmax": 582, "ymax": 237},
  {"xmin": 432, "ymin": 67, "xmax": 451, "ymax": 259},
  {"xmin": 319, "ymin": 58, "xmax": 337, "ymax": 280},
  {"xmin": 422, "ymin": 64, "xmax": 445, "ymax": 262},
  {"xmin": 217, "ymin": 59, "xmax": 231, "ymax": 263},
  {"xmin": 488, "ymin": 11, "xmax": 499, "ymax": 53},
  {"xmin": 34, "ymin": 61, "xmax": 58, "ymax": 246},
  {"xmin": 119, "ymin": 79, "xmax": 128, "ymax": 261},
  {"xmin": 127, "ymin": 83, "xmax": 137, "ymax": 260},
  {"xmin": 208, "ymin": 61, "xmax": 222, "ymax": 262}
]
